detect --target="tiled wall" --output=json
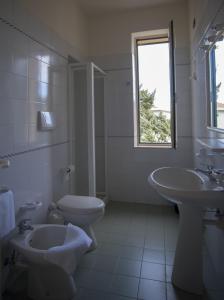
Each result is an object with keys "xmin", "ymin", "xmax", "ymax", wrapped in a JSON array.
[
  {"xmin": 95, "ymin": 52, "xmax": 193, "ymax": 205},
  {"xmin": 0, "ymin": 21, "xmax": 68, "ymax": 156},
  {"xmin": 189, "ymin": 0, "xmax": 224, "ymax": 295},
  {"xmin": 0, "ymin": 7, "xmax": 70, "ymax": 224},
  {"xmin": 89, "ymin": 1, "xmax": 193, "ymax": 204}
]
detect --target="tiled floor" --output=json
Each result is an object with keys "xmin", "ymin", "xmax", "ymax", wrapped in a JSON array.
[
  {"xmin": 74, "ymin": 201, "xmax": 207, "ymax": 300},
  {"xmin": 4, "ymin": 201, "xmax": 223, "ymax": 300},
  {"xmin": 75, "ymin": 202, "xmax": 224, "ymax": 300}
]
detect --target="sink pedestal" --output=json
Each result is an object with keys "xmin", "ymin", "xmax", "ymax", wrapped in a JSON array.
[
  {"xmin": 149, "ymin": 167, "xmax": 224, "ymax": 295},
  {"xmin": 172, "ymin": 204, "xmax": 204, "ymax": 295}
]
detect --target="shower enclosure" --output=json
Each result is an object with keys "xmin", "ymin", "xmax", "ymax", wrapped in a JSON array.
[{"xmin": 68, "ymin": 62, "xmax": 107, "ymax": 202}]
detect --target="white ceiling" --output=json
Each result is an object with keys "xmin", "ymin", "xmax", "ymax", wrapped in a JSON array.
[{"xmin": 76, "ymin": 0, "xmax": 184, "ymax": 16}]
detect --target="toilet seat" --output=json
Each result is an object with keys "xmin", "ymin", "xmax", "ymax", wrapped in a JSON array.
[{"xmin": 58, "ymin": 195, "xmax": 105, "ymax": 215}]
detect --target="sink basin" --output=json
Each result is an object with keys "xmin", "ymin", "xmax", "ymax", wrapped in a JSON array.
[
  {"xmin": 148, "ymin": 167, "xmax": 224, "ymax": 295},
  {"xmin": 149, "ymin": 167, "xmax": 224, "ymax": 208}
]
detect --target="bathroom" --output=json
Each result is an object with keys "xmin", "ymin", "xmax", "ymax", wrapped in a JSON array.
[{"xmin": 0, "ymin": 0, "xmax": 224, "ymax": 299}]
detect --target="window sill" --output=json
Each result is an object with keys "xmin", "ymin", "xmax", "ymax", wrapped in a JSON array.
[
  {"xmin": 134, "ymin": 143, "xmax": 173, "ymax": 149},
  {"xmin": 207, "ymin": 126, "xmax": 224, "ymax": 134}
]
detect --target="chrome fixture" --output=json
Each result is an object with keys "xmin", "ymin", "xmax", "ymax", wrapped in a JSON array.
[
  {"xmin": 212, "ymin": 23, "xmax": 224, "ymax": 32},
  {"xmin": 195, "ymin": 167, "xmax": 224, "ymax": 183},
  {"xmin": 0, "ymin": 159, "xmax": 10, "ymax": 169},
  {"xmin": 18, "ymin": 219, "xmax": 33, "ymax": 234},
  {"xmin": 207, "ymin": 35, "xmax": 217, "ymax": 43},
  {"xmin": 199, "ymin": 44, "xmax": 210, "ymax": 51}
]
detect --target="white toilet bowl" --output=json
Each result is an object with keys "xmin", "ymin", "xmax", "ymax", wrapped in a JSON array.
[
  {"xmin": 11, "ymin": 224, "xmax": 91, "ymax": 300},
  {"xmin": 56, "ymin": 195, "xmax": 105, "ymax": 249}
]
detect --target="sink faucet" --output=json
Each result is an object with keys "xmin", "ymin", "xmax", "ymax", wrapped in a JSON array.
[
  {"xmin": 195, "ymin": 167, "xmax": 224, "ymax": 183},
  {"xmin": 18, "ymin": 219, "xmax": 33, "ymax": 234}
]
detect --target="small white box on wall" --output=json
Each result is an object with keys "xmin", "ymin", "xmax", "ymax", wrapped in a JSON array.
[{"xmin": 38, "ymin": 111, "xmax": 55, "ymax": 131}]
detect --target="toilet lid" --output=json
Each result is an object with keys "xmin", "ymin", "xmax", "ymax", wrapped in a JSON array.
[{"xmin": 58, "ymin": 195, "xmax": 105, "ymax": 214}]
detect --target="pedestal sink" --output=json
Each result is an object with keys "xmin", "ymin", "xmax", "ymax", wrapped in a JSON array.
[{"xmin": 148, "ymin": 167, "xmax": 224, "ymax": 295}]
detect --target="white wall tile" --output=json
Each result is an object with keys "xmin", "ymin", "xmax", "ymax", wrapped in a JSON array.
[
  {"xmin": 40, "ymin": 61, "xmax": 50, "ymax": 84},
  {"xmin": 0, "ymin": 99, "xmax": 14, "ymax": 125},
  {"xmin": 28, "ymin": 58, "xmax": 42, "ymax": 81},
  {"xmin": 0, "ymin": 20, "xmax": 68, "ymax": 155},
  {"xmin": 29, "ymin": 80, "xmax": 49, "ymax": 103},
  {"xmin": 0, "ymin": 71, "xmax": 28, "ymax": 100},
  {"xmin": 13, "ymin": 123, "xmax": 29, "ymax": 153},
  {"xmin": 0, "ymin": 46, "xmax": 13, "ymax": 73},
  {"xmin": 29, "ymin": 124, "xmax": 52, "ymax": 148},
  {"xmin": 12, "ymin": 49, "xmax": 28, "ymax": 77},
  {"xmin": 52, "ymin": 85, "xmax": 67, "ymax": 105},
  {"xmin": 0, "ymin": 4, "xmax": 69, "ymax": 251},
  {"xmin": 105, "ymin": 69, "xmax": 134, "ymax": 137},
  {"xmin": 0, "ymin": 143, "xmax": 69, "ymax": 223},
  {"xmin": 0, "ymin": 125, "xmax": 14, "ymax": 155},
  {"xmin": 50, "ymin": 65, "xmax": 67, "ymax": 87},
  {"xmin": 91, "ymin": 53, "xmax": 132, "ymax": 70},
  {"xmin": 107, "ymin": 136, "xmax": 193, "ymax": 203},
  {"xmin": 175, "ymin": 47, "xmax": 190, "ymax": 65},
  {"xmin": 190, "ymin": 1, "xmax": 224, "ymax": 295}
]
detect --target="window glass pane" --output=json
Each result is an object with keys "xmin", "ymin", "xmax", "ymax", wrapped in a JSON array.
[
  {"xmin": 137, "ymin": 41, "xmax": 171, "ymax": 144},
  {"xmin": 212, "ymin": 39, "xmax": 224, "ymax": 129}
]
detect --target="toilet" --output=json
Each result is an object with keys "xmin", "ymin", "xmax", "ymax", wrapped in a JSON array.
[
  {"xmin": 55, "ymin": 195, "xmax": 105, "ymax": 249},
  {"xmin": 11, "ymin": 223, "xmax": 92, "ymax": 300}
]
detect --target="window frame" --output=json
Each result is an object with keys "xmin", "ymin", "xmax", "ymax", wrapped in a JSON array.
[
  {"xmin": 206, "ymin": 35, "xmax": 224, "ymax": 132},
  {"xmin": 132, "ymin": 23, "xmax": 176, "ymax": 148}
]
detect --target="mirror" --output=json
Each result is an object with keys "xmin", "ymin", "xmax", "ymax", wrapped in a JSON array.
[{"xmin": 207, "ymin": 33, "xmax": 224, "ymax": 130}]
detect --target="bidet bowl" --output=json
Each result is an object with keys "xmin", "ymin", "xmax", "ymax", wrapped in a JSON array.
[
  {"xmin": 11, "ymin": 224, "xmax": 70, "ymax": 265},
  {"xmin": 10, "ymin": 224, "xmax": 91, "ymax": 300}
]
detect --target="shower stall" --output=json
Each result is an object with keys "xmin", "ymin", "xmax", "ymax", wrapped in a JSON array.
[{"xmin": 68, "ymin": 62, "xmax": 107, "ymax": 202}]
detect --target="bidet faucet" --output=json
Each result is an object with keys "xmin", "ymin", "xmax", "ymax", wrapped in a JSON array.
[{"xmin": 18, "ymin": 218, "xmax": 33, "ymax": 234}]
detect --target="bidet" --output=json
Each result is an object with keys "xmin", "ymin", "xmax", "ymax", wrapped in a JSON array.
[{"xmin": 11, "ymin": 224, "xmax": 92, "ymax": 300}]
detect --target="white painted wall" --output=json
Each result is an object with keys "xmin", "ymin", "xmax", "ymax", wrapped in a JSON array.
[
  {"xmin": 0, "ymin": 0, "xmax": 89, "ymax": 60},
  {"xmin": 18, "ymin": 0, "xmax": 89, "ymax": 59},
  {"xmin": 89, "ymin": 1, "xmax": 193, "ymax": 204},
  {"xmin": 89, "ymin": 2, "xmax": 189, "ymax": 56}
]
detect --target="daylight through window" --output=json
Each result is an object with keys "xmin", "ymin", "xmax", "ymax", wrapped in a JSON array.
[
  {"xmin": 133, "ymin": 27, "xmax": 175, "ymax": 147},
  {"xmin": 208, "ymin": 37, "xmax": 224, "ymax": 129}
]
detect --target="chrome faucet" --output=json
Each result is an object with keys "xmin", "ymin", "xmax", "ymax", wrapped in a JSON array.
[
  {"xmin": 18, "ymin": 219, "xmax": 33, "ymax": 234},
  {"xmin": 195, "ymin": 167, "xmax": 224, "ymax": 183}
]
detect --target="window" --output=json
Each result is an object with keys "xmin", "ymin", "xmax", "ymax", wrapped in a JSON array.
[
  {"xmin": 207, "ymin": 34, "xmax": 224, "ymax": 130},
  {"xmin": 132, "ymin": 23, "xmax": 176, "ymax": 148}
]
